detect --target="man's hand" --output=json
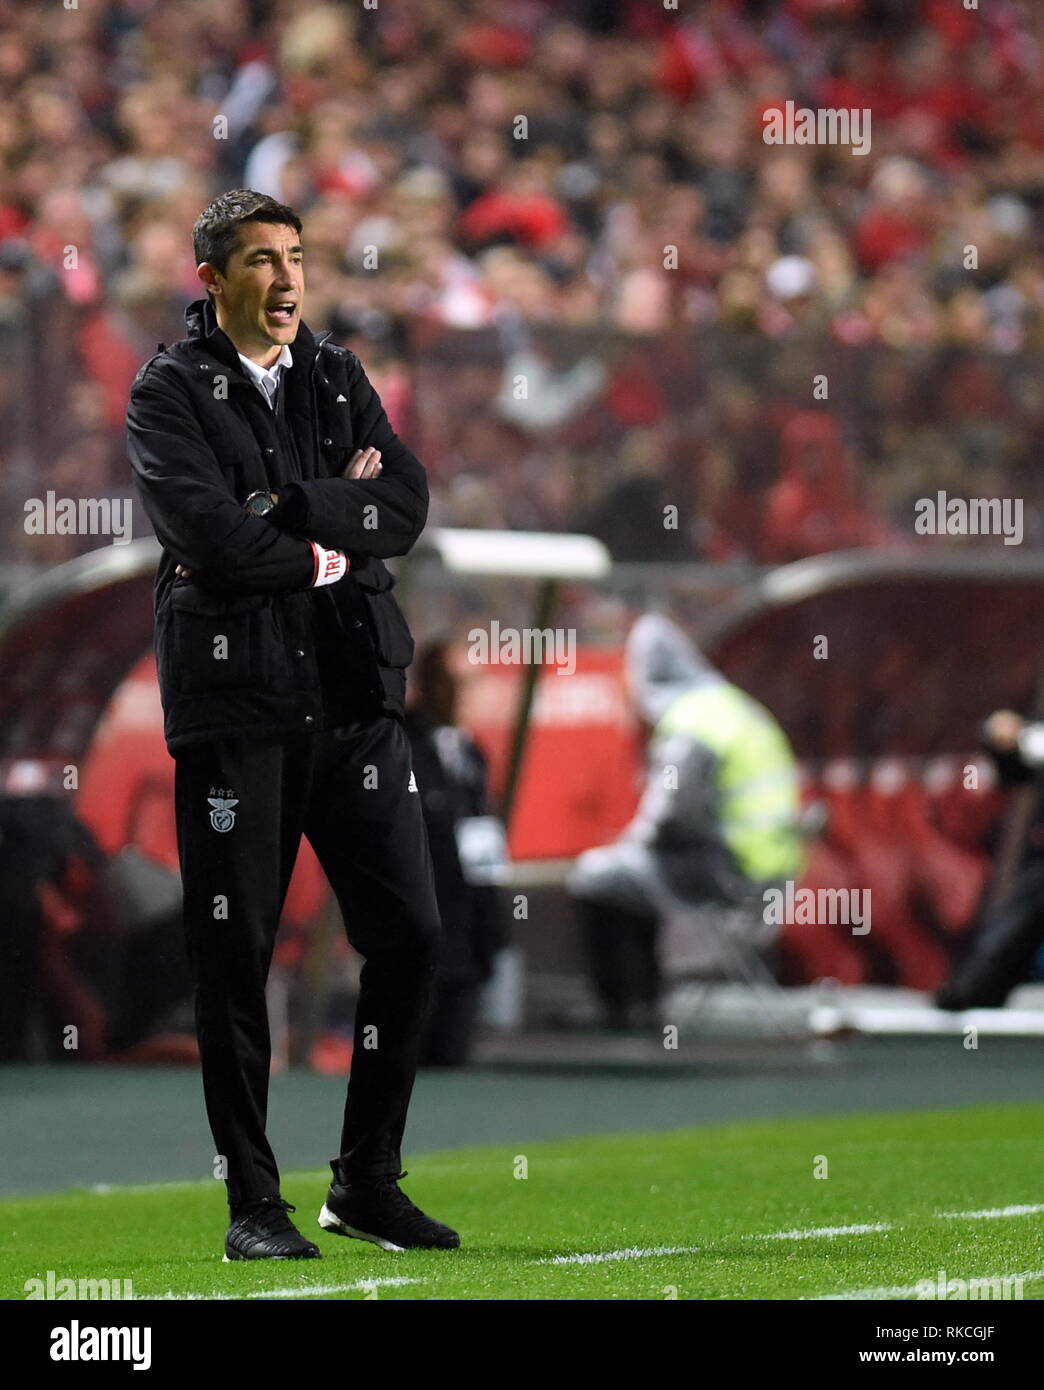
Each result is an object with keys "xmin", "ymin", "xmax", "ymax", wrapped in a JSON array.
[{"xmin": 344, "ymin": 447, "xmax": 382, "ymax": 479}]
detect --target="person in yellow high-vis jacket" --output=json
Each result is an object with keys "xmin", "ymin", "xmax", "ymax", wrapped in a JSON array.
[{"xmin": 566, "ymin": 613, "xmax": 805, "ymax": 1031}]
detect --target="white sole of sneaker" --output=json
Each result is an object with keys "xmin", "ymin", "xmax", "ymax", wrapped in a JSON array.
[{"xmin": 317, "ymin": 1203, "xmax": 407, "ymax": 1252}]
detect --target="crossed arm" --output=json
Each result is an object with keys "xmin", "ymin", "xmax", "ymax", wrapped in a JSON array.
[
  {"xmin": 127, "ymin": 354, "xmax": 428, "ymax": 596},
  {"xmin": 174, "ymin": 447, "xmax": 384, "ymax": 581}
]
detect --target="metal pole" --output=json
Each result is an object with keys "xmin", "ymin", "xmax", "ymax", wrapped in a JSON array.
[{"xmin": 500, "ymin": 576, "xmax": 559, "ymax": 828}]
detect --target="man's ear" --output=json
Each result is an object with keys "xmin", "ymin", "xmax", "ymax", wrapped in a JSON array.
[{"xmin": 197, "ymin": 262, "xmax": 220, "ymax": 296}]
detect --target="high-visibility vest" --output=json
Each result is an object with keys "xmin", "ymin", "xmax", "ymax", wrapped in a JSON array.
[{"xmin": 654, "ymin": 682, "xmax": 805, "ymax": 882}]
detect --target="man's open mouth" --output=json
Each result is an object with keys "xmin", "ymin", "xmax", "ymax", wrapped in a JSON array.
[{"xmin": 266, "ymin": 302, "xmax": 297, "ymax": 322}]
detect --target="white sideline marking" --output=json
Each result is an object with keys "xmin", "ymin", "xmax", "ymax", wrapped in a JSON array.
[
  {"xmin": 89, "ymin": 1180, "xmax": 206, "ymax": 1194},
  {"xmin": 154, "ymin": 1276, "xmax": 427, "ymax": 1300},
  {"xmin": 749, "ymin": 1223, "xmax": 892, "ymax": 1240},
  {"xmin": 809, "ymin": 1269, "xmax": 1044, "ymax": 1301},
  {"xmin": 536, "ymin": 1245, "xmax": 700, "ymax": 1266},
  {"xmin": 247, "ymin": 1276, "xmax": 426, "ymax": 1299},
  {"xmin": 938, "ymin": 1203, "xmax": 1044, "ymax": 1221},
  {"xmin": 754, "ymin": 1202, "xmax": 1044, "ymax": 1242},
  {"xmin": 418, "ymin": 1157, "xmax": 583, "ymax": 1172}
]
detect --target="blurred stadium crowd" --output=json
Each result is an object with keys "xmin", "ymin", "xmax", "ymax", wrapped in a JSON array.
[{"xmin": 0, "ymin": 0, "xmax": 1042, "ymax": 566}]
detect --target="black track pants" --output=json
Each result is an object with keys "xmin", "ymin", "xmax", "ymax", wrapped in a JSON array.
[
  {"xmin": 173, "ymin": 715, "xmax": 442, "ymax": 1206},
  {"xmin": 576, "ymin": 898, "xmax": 662, "ymax": 1024}
]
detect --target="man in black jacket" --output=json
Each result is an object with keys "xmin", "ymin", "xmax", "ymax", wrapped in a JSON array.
[
  {"xmin": 936, "ymin": 708, "xmax": 1044, "ymax": 1011},
  {"xmin": 127, "ymin": 189, "xmax": 458, "ymax": 1260}
]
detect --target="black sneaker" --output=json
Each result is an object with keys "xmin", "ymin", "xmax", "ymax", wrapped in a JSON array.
[
  {"xmin": 224, "ymin": 1196, "xmax": 322, "ymax": 1261},
  {"xmin": 317, "ymin": 1167, "xmax": 460, "ymax": 1251}
]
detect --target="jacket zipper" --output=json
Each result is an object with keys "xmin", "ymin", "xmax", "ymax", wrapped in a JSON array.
[{"xmin": 309, "ymin": 333, "xmax": 331, "ymax": 482}]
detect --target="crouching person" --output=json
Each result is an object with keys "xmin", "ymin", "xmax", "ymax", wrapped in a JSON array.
[{"xmin": 566, "ymin": 614, "xmax": 805, "ymax": 1031}]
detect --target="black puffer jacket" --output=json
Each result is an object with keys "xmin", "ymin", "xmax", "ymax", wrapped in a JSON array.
[{"xmin": 127, "ymin": 297, "xmax": 428, "ymax": 752}]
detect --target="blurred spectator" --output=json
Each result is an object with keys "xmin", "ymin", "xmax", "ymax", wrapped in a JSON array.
[
  {"xmin": 0, "ymin": 0, "xmax": 1042, "ymax": 560},
  {"xmin": 0, "ymin": 763, "xmax": 111, "ymax": 1060},
  {"xmin": 760, "ymin": 413, "xmax": 891, "ymax": 562},
  {"xmin": 0, "ymin": 761, "xmax": 194, "ymax": 1063},
  {"xmin": 405, "ymin": 641, "xmax": 508, "ymax": 1066},
  {"xmin": 937, "ymin": 708, "xmax": 1044, "ymax": 1011},
  {"xmin": 565, "ymin": 613, "xmax": 805, "ymax": 1031}
]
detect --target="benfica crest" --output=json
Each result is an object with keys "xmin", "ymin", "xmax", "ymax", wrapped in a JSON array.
[{"xmin": 207, "ymin": 792, "xmax": 239, "ymax": 833}]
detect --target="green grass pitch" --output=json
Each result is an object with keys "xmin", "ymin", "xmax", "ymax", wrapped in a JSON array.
[{"xmin": 3, "ymin": 1104, "xmax": 1042, "ymax": 1301}]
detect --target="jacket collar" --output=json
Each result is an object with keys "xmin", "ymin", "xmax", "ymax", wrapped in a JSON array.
[{"xmin": 184, "ymin": 296, "xmax": 332, "ymax": 375}]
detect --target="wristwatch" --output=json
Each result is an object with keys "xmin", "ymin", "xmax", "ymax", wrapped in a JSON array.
[{"xmin": 244, "ymin": 489, "xmax": 279, "ymax": 517}]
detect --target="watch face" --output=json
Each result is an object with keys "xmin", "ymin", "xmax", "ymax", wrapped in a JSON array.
[{"xmin": 245, "ymin": 490, "xmax": 275, "ymax": 517}]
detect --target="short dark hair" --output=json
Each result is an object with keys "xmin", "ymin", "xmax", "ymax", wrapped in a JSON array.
[{"xmin": 192, "ymin": 189, "xmax": 303, "ymax": 291}]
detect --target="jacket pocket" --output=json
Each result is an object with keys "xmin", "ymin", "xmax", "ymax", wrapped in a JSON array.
[
  {"xmin": 318, "ymin": 400, "xmax": 355, "ymax": 473},
  {"xmin": 169, "ymin": 585, "xmax": 267, "ymax": 695},
  {"xmin": 362, "ymin": 589, "xmax": 415, "ymax": 669}
]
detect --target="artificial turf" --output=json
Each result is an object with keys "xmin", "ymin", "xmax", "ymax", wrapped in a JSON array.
[{"xmin": 3, "ymin": 1103, "xmax": 1042, "ymax": 1301}]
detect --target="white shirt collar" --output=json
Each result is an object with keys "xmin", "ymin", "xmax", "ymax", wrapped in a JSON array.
[{"xmin": 237, "ymin": 343, "xmax": 293, "ymax": 402}]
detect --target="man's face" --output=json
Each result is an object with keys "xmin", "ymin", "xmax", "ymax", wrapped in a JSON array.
[{"xmin": 200, "ymin": 221, "xmax": 304, "ymax": 363}]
